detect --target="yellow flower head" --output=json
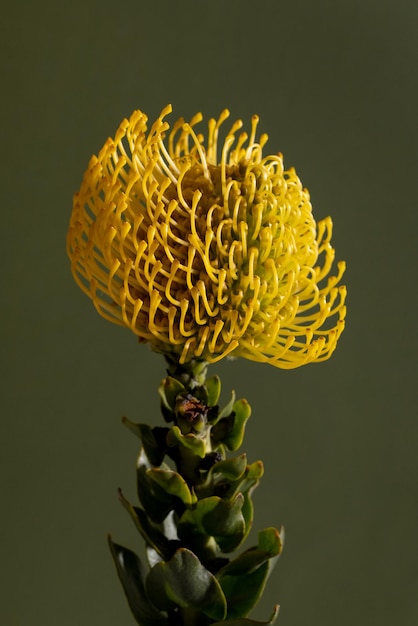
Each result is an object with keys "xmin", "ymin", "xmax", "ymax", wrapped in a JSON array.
[{"xmin": 67, "ymin": 105, "xmax": 346, "ymax": 368}]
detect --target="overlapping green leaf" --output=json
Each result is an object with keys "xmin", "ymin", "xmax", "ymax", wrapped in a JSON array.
[
  {"xmin": 167, "ymin": 425, "xmax": 206, "ymax": 458},
  {"xmin": 209, "ymin": 454, "xmax": 248, "ymax": 482},
  {"xmin": 108, "ymin": 537, "xmax": 167, "ymax": 626},
  {"xmin": 219, "ymin": 527, "xmax": 284, "ymax": 577},
  {"xmin": 211, "ymin": 399, "xmax": 251, "ymax": 451},
  {"xmin": 178, "ymin": 494, "xmax": 246, "ymax": 553},
  {"xmin": 158, "ymin": 377, "xmax": 186, "ymax": 411},
  {"xmin": 217, "ymin": 528, "xmax": 283, "ymax": 618},
  {"xmin": 118, "ymin": 490, "xmax": 179, "ymax": 560},
  {"xmin": 122, "ymin": 420, "xmax": 168, "ymax": 467},
  {"xmin": 147, "ymin": 468, "xmax": 196, "ymax": 507},
  {"xmin": 146, "ymin": 548, "xmax": 227, "ymax": 621},
  {"xmin": 221, "ymin": 460, "xmax": 263, "ymax": 499},
  {"xmin": 136, "ymin": 450, "xmax": 178, "ymax": 522},
  {"xmin": 219, "ymin": 562, "xmax": 269, "ymax": 619}
]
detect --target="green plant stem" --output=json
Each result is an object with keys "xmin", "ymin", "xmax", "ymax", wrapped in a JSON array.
[
  {"xmin": 165, "ymin": 355, "xmax": 209, "ymax": 390},
  {"xmin": 109, "ymin": 357, "xmax": 282, "ymax": 626}
]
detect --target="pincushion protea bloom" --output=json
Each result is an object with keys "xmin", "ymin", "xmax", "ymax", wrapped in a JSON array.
[{"xmin": 67, "ymin": 105, "xmax": 346, "ymax": 368}]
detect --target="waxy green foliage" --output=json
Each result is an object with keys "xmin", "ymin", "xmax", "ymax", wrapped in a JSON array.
[{"xmin": 110, "ymin": 362, "xmax": 283, "ymax": 626}]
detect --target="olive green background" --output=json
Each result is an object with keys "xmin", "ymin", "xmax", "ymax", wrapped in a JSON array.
[{"xmin": 2, "ymin": 1, "xmax": 417, "ymax": 625}]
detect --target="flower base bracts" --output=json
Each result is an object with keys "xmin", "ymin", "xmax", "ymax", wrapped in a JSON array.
[{"xmin": 109, "ymin": 362, "xmax": 282, "ymax": 626}]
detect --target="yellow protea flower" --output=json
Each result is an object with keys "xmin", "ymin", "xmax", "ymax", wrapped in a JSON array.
[{"xmin": 67, "ymin": 105, "xmax": 346, "ymax": 369}]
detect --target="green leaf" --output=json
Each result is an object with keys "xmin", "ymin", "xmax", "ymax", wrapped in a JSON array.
[
  {"xmin": 219, "ymin": 527, "xmax": 284, "ymax": 576},
  {"xmin": 122, "ymin": 420, "xmax": 168, "ymax": 466},
  {"xmin": 206, "ymin": 375, "xmax": 221, "ymax": 407},
  {"xmin": 258, "ymin": 526, "xmax": 284, "ymax": 555},
  {"xmin": 210, "ymin": 454, "xmax": 248, "ymax": 482},
  {"xmin": 118, "ymin": 490, "xmax": 179, "ymax": 560},
  {"xmin": 178, "ymin": 494, "xmax": 246, "ymax": 553},
  {"xmin": 217, "ymin": 460, "xmax": 263, "ymax": 501},
  {"xmin": 121, "ymin": 416, "xmax": 143, "ymax": 439},
  {"xmin": 197, "ymin": 459, "xmax": 264, "ymax": 545},
  {"xmin": 108, "ymin": 537, "xmax": 167, "ymax": 626},
  {"xmin": 146, "ymin": 548, "xmax": 227, "ymax": 621},
  {"xmin": 167, "ymin": 425, "xmax": 206, "ymax": 458},
  {"xmin": 196, "ymin": 454, "xmax": 247, "ymax": 500},
  {"xmin": 211, "ymin": 398, "xmax": 251, "ymax": 449},
  {"xmin": 219, "ymin": 390, "xmax": 236, "ymax": 419},
  {"xmin": 224, "ymin": 399, "xmax": 251, "ymax": 451},
  {"xmin": 147, "ymin": 468, "xmax": 196, "ymax": 507},
  {"xmin": 218, "ymin": 528, "xmax": 283, "ymax": 618},
  {"xmin": 137, "ymin": 450, "xmax": 178, "ymax": 523},
  {"xmin": 240, "ymin": 488, "xmax": 256, "ymax": 544},
  {"xmin": 238, "ymin": 462, "xmax": 264, "ymax": 544},
  {"xmin": 146, "ymin": 513, "xmax": 179, "ymax": 567},
  {"xmin": 211, "ymin": 605, "xmax": 280, "ymax": 626},
  {"xmin": 219, "ymin": 561, "xmax": 270, "ymax": 619},
  {"xmin": 202, "ymin": 494, "xmax": 245, "ymax": 552},
  {"xmin": 142, "ymin": 426, "xmax": 169, "ymax": 467},
  {"xmin": 158, "ymin": 377, "xmax": 186, "ymax": 411}
]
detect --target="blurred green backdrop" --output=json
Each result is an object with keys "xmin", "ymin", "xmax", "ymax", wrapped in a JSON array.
[{"xmin": 2, "ymin": 1, "xmax": 417, "ymax": 625}]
